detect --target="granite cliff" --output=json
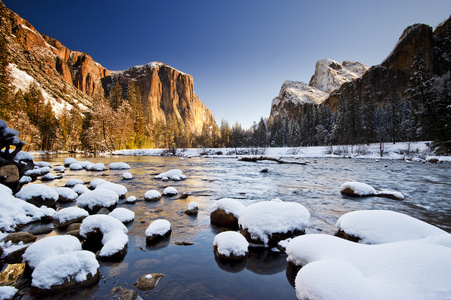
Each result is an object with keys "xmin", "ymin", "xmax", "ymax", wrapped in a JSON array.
[{"xmin": 0, "ymin": 1, "xmax": 216, "ymax": 137}]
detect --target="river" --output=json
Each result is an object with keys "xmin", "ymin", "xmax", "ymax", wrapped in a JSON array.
[{"xmin": 6, "ymin": 154, "xmax": 451, "ymax": 299}]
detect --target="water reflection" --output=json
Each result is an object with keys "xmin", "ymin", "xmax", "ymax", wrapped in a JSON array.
[{"xmin": 2, "ymin": 154, "xmax": 450, "ymax": 299}]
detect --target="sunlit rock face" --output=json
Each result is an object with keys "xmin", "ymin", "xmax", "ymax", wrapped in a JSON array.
[
  {"xmin": 1, "ymin": 1, "xmax": 217, "ymax": 135},
  {"xmin": 107, "ymin": 63, "xmax": 217, "ymax": 136}
]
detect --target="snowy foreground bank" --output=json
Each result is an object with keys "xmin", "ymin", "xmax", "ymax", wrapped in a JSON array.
[{"xmin": 112, "ymin": 141, "xmax": 451, "ymax": 162}]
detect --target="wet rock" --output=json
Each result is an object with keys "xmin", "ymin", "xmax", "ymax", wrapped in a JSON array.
[
  {"xmin": 107, "ymin": 286, "xmax": 139, "ymax": 300},
  {"xmin": 3, "ymin": 244, "xmax": 29, "ymax": 264},
  {"xmin": 135, "ymin": 273, "xmax": 164, "ymax": 290},
  {"xmin": 174, "ymin": 241, "xmax": 194, "ymax": 246},
  {"xmin": 210, "ymin": 209, "xmax": 238, "ymax": 228},
  {"xmin": 213, "ymin": 231, "xmax": 249, "ymax": 262},
  {"xmin": 146, "ymin": 219, "xmax": 171, "ymax": 245},
  {"xmin": 340, "ymin": 182, "xmax": 377, "ymax": 197},
  {"xmin": 209, "ymin": 198, "xmax": 245, "ymax": 229},
  {"xmin": 184, "ymin": 202, "xmax": 199, "ymax": 216},
  {"xmin": 334, "ymin": 229, "xmax": 361, "ymax": 242},
  {"xmin": 67, "ymin": 223, "xmax": 81, "ymax": 231},
  {"xmin": 144, "ymin": 190, "xmax": 162, "ymax": 201},
  {"xmin": 4, "ymin": 232, "xmax": 37, "ymax": 244},
  {"xmin": 28, "ymin": 226, "xmax": 54, "ymax": 236},
  {"xmin": 67, "ymin": 230, "xmax": 83, "ymax": 240}
]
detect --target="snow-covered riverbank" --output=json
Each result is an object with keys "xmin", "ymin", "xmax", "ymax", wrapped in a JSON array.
[{"xmin": 111, "ymin": 141, "xmax": 451, "ymax": 162}]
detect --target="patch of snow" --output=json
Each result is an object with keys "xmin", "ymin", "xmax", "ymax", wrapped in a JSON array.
[
  {"xmin": 0, "ymin": 286, "xmax": 18, "ymax": 299},
  {"xmin": 340, "ymin": 182, "xmax": 377, "ymax": 196},
  {"xmin": 95, "ymin": 182, "xmax": 127, "ymax": 198},
  {"xmin": 146, "ymin": 219, "xmax": 171, "ymax": 236},
  {"xmin": 144, "ymin": 190, "xmax": 161, "ymax": 200},
  {"xmin": 72, "ymin": 184, "xmax": 89, "ymax": 195},
  {"xmin": 65, "ymin": 178, "xmax": 84, "ymax": 187},
  {"xmin": 69, "ymin": 162, "xmax": 83, "ymax": 170},
  {"xmin": 90, "ymin": 178, "xmax": 106, "ymax": 188},
  {"xmin": 53, "ymin": 187, "xmax": 78, "ymax": 202},
  {"xmin": 187, "ymin": 202, "xmax": 198, "ymax": 211},
  {"xmin": 109, "ymin": 207, "xmax": 135, "ymax": 223},
  {"xmin": 126, "ymin": 196, "xmax": 137, "ymax": 203},
  {"xmin": 109, "ymin": 162, "xmax": 130, "ymax": 170},
  {"xmin": 23, "ymin": 235, "xmax": 82, "ymax": 269},
  {"xmin": 238, "ymin": 200, "xmax": 310, "ymax": 246},
  {"xmin": 213, "ymin": 231, "xmax": 249, "ymax": 257},
  {"xmin": 31, "ymin": 250, "xmax": 99, "ymax": 290},
  {"xmin": 79, "ymin": 215, "xmax": 128, "ymax": 257},
  {"xmin": 336, "ymin": 210, "xmax": 448, "ymax": 244},
  {"xmin": 209, "ymin": 198, "xmax": 246, "ymax": 218},
  {"xmin": 155, "ymin": 169, "xmax": 186, "ymax": 180}
]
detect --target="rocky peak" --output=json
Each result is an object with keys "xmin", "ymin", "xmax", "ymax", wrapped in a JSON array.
[
  {"xmin": 107, "ymin": 62, "xmax": 217, "ymax": 135},
  {"xmin": 309, "ymin": 59, "xmax": 369, "ymax": 93}
]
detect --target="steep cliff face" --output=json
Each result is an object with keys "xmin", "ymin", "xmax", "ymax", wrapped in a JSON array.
[
  {"xmin": 0, "ymin": 1, "xmax": 107, "ymax": 114},
  {"xmin": 107, "ymin": 62, "xmax": 217, "ymax": 135},
  {"xmin": 324, "ymin": 19, "xmax": 449, "ymax": 113},
  {"xmin": 1, "ymin": 1, "xmax": 217, "ymax": 136},
  {"xmin": 269, "ymin": 59, "xmax": 368, "ymax": 122}
]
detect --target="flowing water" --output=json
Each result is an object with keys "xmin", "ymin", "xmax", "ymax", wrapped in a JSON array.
[{"xmin": 4, "ymin": 154, "xmax": 451, "ymax": 299}]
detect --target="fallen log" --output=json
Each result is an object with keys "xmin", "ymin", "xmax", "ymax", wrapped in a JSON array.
[{"xmin": 239, "ymin": 156, "xmax": 307, "ymax": 165}]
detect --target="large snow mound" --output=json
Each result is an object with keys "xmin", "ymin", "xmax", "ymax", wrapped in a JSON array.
[
  {"xmin": 31, "ymin": 250, "xmax": 99, "ymax": 290},
  {"xmin": 286, "ymin": 234, "xmax": 451, "ymax": 299},
  {"xmin": 336, "ymin": 210, "xmax": 448, "ymax": 244},
  {"xmin": 238, "ymin": 200, "xmax": 310, "ymax": 246},
  {"xmin": 54, "ymin": 207, "xmax": 89, "ymax": 224},
  {"xmin": 80, "ymin": 215, "xmax": 128, "ymax": 257},
  {"xmin": 213, "ymin": 231, "xmax": 249, "ymax": 257},
  {"xmin": 109, "ymin": 162, "xmax": 130, "ymax": 170},
  {"xmin": 23, "ymin": 235, "xmax": 82, "ymax": 269}
]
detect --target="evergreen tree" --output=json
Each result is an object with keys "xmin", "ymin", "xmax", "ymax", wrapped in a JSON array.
[
  {"xmin": 109, "ymin": 79, "xmax": 123, "ymax": 110},
  {"xmin": 219, "ymin": 119, "xmax": 231, "ymax": 147}
]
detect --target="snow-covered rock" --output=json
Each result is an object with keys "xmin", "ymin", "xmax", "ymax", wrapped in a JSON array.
[
  {"xmin": 0, "ymin": 286, "xmax": 18, "ymax": 300},
  {"xmin": 213, "ymin": 231, "xmax": 249, "ymax": 261},
  {"xmin": 335, "ymin": 210, "xmax": 448, "ymax": 244},
  {"xmin": 340, "ymin": 182, "xmax": 377, "ymax": 197},
  {"xmin": 80, "ymin": 215, "xmax": 128, "ymax": 261},
  {"xmin": 238, "ymin": 200, "xmax": 310, "ymax": 247},
  {"xmin": 54, "ymin": 166, "xmax": 66, "ymax": 173},
  {"xmin": 34, "ymin": 161, "xmax": 52, "ymax": 168},
  {"xmin": 53, "ymin": 187, "xmax": 78, "ymax": 202},
  {"xmin": 65, "ymin": 178, "xmax": 84, "ymax": 187},
  {"xmin": 155, "ymin": 169, "xmax": 186, "ymax": 181},
  {"xmin": 86, "ymin": 163, "xmax": 106, "ymax": 171},
  {"xmin": 209, "ymin": 198, "xmax": 246, "ymax": 228},
  {"xmin": 286, "ymin": 234, "xmax": 451, "ymax": 300},
  {"xmin": 72, "ymin": 183, "xmax": 89, "ymax": 195},
  {"xmin": 23, "ymin": 235, "xmax": 82, "ymax": 269},
  {"xmin": 95, "ymin": 181, "xmax": 127, "ymax": 198},
  {"xmin": 376, "ymin": 190, "xmax": 405, "ymax": 200},
  {"xmin": 53, "ymin": 207, "xmax": 89, "ymax": 228},
  {"xmin": 126, "ymin": 196, "xmax": 137, "ymax": 203},
  {"xmin": 76, "ymin": 189, "xmax": 119, "ymax": 214},
  {"xmin": 122, "ymin": 172, "xmax": 132, "ymax": 180},
  {"xmin": 24, "ymin": 166, "xmax": 51, "ymax": 177},
  {"xmin": 64, "ymin": 157, "xmax": 78, "ymax": 167},
  {"xmin": 15, "ymin": 183, "xmax": 59, "ymax": 207},
  {"xmin": 19, "ymin": 175, "xmax": 32, "ymax": 184},
  {"xmin": 109, "ymin": 207, "xmax": 135, "ymax": 223},
  {"xmin": 309, "ymin": 59, "xmax": 369, "ymax": 93},
  {"xmin": 109, "ymin": 162, "xmax": 131, "ymax": 170},
  {"xmin": 40, "ymin": 173, "xmax": 59, "ymax": 181},
  {"xmin": 89, "ymin": 178, "xmax": 106, "ymax": 189},
  {"xmin": 185, "ymin": 202, "xmax": 199, "ymax": 215},
  {"xmin": 146, "ymin": 219, "xmax": 171, "ymax": 244},
  {"xmin": 144, "ymin": 190, "xmax": 162, "ymax": 201},
  {"xmin": 135, "ymin": 273, "xmax": 164, "ymax": 291},
  {"xmin": 30, "ymin": 250, "xmax": 100, "ymax": 295},
  {"xmin": 0, "ymin": 192, "xmax": 55, "ymax": 232},
  {"xmin": 69, "ymin": 162, "xmax": 83, "ymax": 170},
  {"xmin": 162, "ymin": 187, "xmax": 178, "ymax": 196}
]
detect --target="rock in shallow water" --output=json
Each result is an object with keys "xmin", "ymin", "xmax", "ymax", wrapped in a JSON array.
[{"xmin": 135, "ymin": 273, "xmax": 164, "ymax": 290}]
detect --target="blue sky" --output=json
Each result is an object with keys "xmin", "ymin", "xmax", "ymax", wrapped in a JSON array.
[{"xmin": 3, "ymin": 0, "xmax": 450, "ymax": 128}]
